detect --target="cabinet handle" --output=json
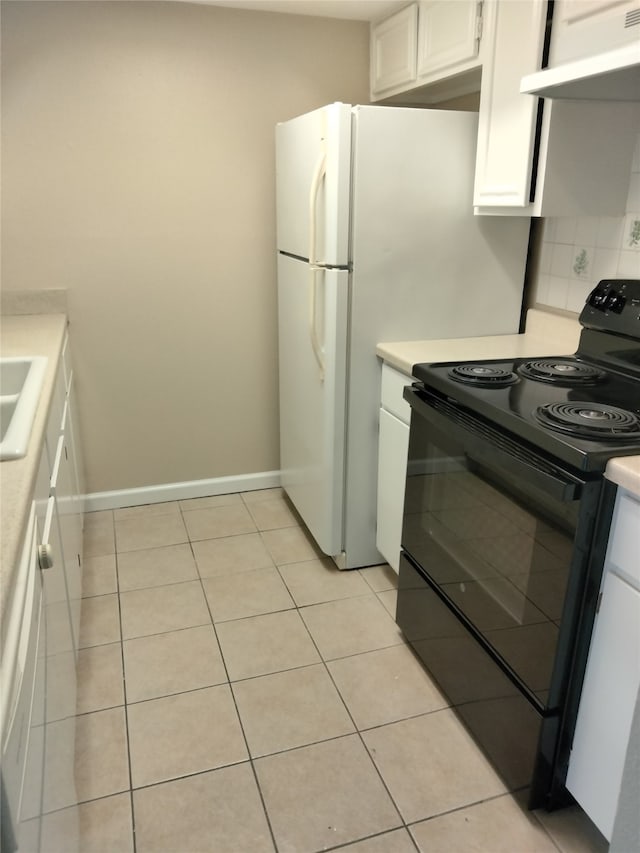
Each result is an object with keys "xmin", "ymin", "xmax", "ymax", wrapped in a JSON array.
[
  {"xmin": 38, "ymin": 544, "xmax": 54, "ymax": 570},
  {"xmin": 38, "ymin": 496, "xmax": 56, "ymax": 570}
]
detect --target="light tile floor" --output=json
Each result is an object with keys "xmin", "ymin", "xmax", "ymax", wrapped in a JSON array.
[{"xmin": 52, "ymin": 490, "xmax": 608, "ymax": 852}]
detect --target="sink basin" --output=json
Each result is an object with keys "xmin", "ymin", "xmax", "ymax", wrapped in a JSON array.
[{"xmin": 0, "ymin": 357, "xmax": 48, "ymax": 460}]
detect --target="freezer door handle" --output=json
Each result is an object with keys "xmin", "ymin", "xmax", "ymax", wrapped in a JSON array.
[
  {"xmin": 309, "ymin": 148, "xmax": 327, "ymax": 380},
  {"xmin": 308, "ymin": 148, "xmax": 326, "ymax": 268}
]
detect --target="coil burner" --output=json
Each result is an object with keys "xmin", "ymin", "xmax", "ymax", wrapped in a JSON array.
[
  {"xmin": 535, "ymin": 402, "xmax": 640, "ymax": 441},
  {"xmin": 448, "ymin": 365, "xmax": 518, "ymax": 388},
  {"xmin": 518, "ymin": 359, "xmax": 606, "ymax": 385}
]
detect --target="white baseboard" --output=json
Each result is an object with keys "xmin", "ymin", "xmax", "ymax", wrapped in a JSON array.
[{"xmin": 84, "ymin": 470, "xmax": 282, "ymax": 512}]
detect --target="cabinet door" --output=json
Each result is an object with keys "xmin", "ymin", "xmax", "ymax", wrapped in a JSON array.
[
  {"xmin": 417, "ymin": 0, "xmax": 479, "ymax": 78},
  {"xmin": 1, "ymin": 510, "xmax": 44, "ymax": 849},
  {"xmin": 51, "ymin": 434, "xmax": 82, "ymax": 657},
  {"xmin": 61, "ymin": 381, "xmax": 85, "ymax": 553},
  {"xmin": 370, "ymin": 4, "xmax": 418, "ymax": 96},
  {"xmin": 473, "ymin": 0, "xmax": 547, "ymax": 209},
  {"xmin": 566, "ymin": 571, "xmax": 640, "ymax": 840},
  {"xmin": 18, "ymin": 575, "xmax": 45, "ymax": 845},
  {"xmin": 39, "ymin": 493, "xmax": 78, "ymax": 722},
  {"xmin": 376, "ymin": 408, "xmax": 410, "ymax": 573},
  {"xmin": 65, "ymin": 376, "xmax": 86, "ymax": 519}
]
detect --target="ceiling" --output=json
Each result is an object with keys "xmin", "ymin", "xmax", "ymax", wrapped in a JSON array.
[{"xmin": 181, "ymin": 0, "xmax": 407, "ymax": 22}]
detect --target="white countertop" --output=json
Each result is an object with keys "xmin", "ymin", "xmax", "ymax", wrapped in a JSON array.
[
  {"xmin": 376, "ymin": 307, "xmax": 640, "ymax": 499},
  {"xmin": 376, "ymin": 308, "xmax": 582, "ymax": 375},
  {"xmin": 606, "ymin": 457, "xmax": 640, "ymax": 498},
  {"xmin": 0, "ymin": 313, "xmax": 67, "ymax": 634}
]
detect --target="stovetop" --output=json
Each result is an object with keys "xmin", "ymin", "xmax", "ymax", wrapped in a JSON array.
[{"xmin": 412, "ymin": 280, "xmax": 640, "ymax": 473}]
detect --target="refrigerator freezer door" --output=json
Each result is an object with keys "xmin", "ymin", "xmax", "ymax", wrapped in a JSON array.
[
  {"xmin": 277, "ymin": 254, "xmax": 348, "ymax": 556},
  {"xmin": 275, "ymin": 103, "xmax": 352, "ymax": 266}
]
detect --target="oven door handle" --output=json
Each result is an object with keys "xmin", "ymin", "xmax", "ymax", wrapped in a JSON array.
[
  {"xmin": 463, "ymin": 444, "xmax": 579, "ymax": 502},
  {"xmin": 406, "ymin": 387, "xmax": 582, "ymax": 503}
]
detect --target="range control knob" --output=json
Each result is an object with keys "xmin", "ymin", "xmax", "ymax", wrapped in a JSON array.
[
  {"xmin": 589, "ymin": 287, "xmax": 608, "ymax": 309},
  {"xmin": 605, "ymin": 291, "xmax": 626, "ymax": 314}
]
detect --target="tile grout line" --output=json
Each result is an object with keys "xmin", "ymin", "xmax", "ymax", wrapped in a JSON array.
[
  {"xmin": 112, "ymin": 516, "xmax": 138, "ymax": 853},
  {"xmin": 181, "ymin": 500, "xmax": 281, "ymax": 853}
]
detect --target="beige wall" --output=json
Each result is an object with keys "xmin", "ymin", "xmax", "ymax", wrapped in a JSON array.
[{"xmin": 1, "ymin": 0, "xmax": 370, "ymax": 493}]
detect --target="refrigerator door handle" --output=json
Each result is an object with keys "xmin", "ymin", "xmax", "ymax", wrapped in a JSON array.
[
  {"xmin": 309, "ymin": 266, "xmax": 324, "ymax": 382},
  {"xmin": 308, "ymin": 148, "xmax": 326, "ymax": 268},
  {"xmin": 309, "ymin": 148, "xmax": 327, "ymax": 380}
]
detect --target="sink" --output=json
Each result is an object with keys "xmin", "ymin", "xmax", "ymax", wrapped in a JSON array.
[{"xmin": 0, "ymin": 357, "xmax": 48, "ymax": 460}]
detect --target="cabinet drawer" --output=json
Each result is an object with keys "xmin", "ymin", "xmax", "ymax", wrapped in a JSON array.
[
  {"xmin": 607, "ymin": 491, "xmax": 640, "ymax": 587},
  {"xmin": 381, "ymin": 364, "xmax": 412, "ymax": 425}
]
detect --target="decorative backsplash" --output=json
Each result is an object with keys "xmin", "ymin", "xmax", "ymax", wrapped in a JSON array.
[{"xmin": 533, "ymin": 132, "xmax": 640, "ymax": 313}]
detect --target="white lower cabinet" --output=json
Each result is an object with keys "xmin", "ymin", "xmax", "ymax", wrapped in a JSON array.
[
  {"xmin": 566, "ymin": 489, "xmax": 640, "ymax": 841},
  {"xmin": 41, "ymin": 334, "xmax": 83, "ymax": 843},
  {"xmin": 0, "ymin": 508, "xmax": 45, "ymax": 853},
  {"xmin": 51, "ymin": 430, "xmax": 82, "ymax": 653},
  {"xmin": 376, "ymin": 364, "xmax": 412, "ymax": 572},
  {"xmin": 1, "ymin": 330, "xmax": 84, "ymax": 852}
]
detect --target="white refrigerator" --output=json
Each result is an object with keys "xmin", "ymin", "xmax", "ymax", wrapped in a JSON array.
[{"xmin": 276, "ymin": 103, "xmax": 530, "ymax": 570}]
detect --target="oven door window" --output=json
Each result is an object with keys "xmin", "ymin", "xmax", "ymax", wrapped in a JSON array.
[{"xmin": 402, "ymin": 391, "xmax": 597, "ymax": 709}]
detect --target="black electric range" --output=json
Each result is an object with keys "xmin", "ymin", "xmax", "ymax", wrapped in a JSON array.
[{"xmin": 396, "ymin": 279, "xmax": 640, "ymax": 811}]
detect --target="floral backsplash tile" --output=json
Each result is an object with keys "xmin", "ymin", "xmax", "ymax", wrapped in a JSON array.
[
  {"xmin": 572, "ymin": 248, "xmax": 589, "ymax": 279},
  {"xmin": 533, "ymin": 132, "xmax": 640, "ymax": 314}
]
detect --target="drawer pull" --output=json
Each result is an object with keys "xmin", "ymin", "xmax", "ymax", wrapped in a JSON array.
[
  {"xmin": 38, "ymin": 543, "xmax": 54, "ymax": 570},
  {"xmin": 38, "ymin": 496, "xmax": 56, "ymax": 570}
]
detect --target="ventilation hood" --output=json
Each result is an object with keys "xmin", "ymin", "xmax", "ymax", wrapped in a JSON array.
[{"xmin": 521, "ymin": 43, "xmax": 640, "ymax": 101}]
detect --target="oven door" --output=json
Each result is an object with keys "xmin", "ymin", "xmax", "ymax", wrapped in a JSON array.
[
  {"xmin": 399, "ymin": 385, "xmax": 604, "ymax": 713},
  {"xmin": 398, "ymin": 384, "xmax": 614, "ymax": 808}
]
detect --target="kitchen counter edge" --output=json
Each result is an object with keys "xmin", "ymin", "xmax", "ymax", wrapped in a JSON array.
[
  {"xmin": 376, "ymin": 311, "xmax": 640, "ymax": 500},
  {"xmin": 0, "ymin": 313, "xmax": 68, "ymax": 632}
]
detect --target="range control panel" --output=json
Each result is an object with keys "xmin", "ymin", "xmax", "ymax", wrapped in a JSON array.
[{"xmin": 580, "ymin": 279, "xmax": 640, "ymax": 337}]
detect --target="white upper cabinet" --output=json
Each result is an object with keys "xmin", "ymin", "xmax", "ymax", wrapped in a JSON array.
[
  {"xmin": 416, "ymin": 1, "xmax": 480, "ymax": 79},
  {"xmin": 370, "ymin": 1, "xmax": 486, "ymax": 103},
  {"xmin": 521, "ymin": 0, "xmax": 640, "ymax": 99},
  {"xmin": 371, "ymin": 5, "xmax": 418, "ymax": 97},
  {"xmin": 473, "ymin": 0, "xmax": 640, "ymax": 216},
  {"xmin": 473, "ymin": 0, "xmax": 545, "ymax": 211},
  {"xmin": 371, "ymin": 0, "xmax": 640, "ymax": 216}
]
